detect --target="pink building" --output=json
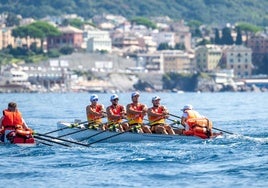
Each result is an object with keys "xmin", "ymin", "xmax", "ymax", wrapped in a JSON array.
[
  {"xmin": 47, "ymin": 26, "xmax": 83, "ymax": 50},
  {"xmin": 247, "ymin": 34, "xmax": 268, "ymax": 64}
]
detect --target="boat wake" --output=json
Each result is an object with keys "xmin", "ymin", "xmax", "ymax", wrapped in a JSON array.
[{"xmin": 226, "ymin": 134, "xmax": 268, "ymax": 144}]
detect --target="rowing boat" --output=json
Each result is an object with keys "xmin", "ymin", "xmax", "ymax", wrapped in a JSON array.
[
  {"xmin": 0, "ymin": 131, "xmax": 36, "ymax": 146},
  {"xmin": 57, "ymin": 121, "xmax": 221, "ymax": 143}
]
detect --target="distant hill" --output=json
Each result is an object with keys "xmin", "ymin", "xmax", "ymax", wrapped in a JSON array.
[{"xmin": 0, "ymin": 0, "xmax": 267, "ymax": 26}]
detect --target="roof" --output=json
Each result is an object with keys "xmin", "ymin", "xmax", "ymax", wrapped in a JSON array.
[{"xmin": 59, "ymin": 25, "xmax": 83, "ymax": 34}]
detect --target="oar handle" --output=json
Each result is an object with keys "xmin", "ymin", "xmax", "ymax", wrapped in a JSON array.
[
  {"xmin": 43, "ymin": 120, "xmax": 88, "ymax": 135},
  {"xmin": 57, "ymin": 128, "xmax": 88, "ymax": 138}
]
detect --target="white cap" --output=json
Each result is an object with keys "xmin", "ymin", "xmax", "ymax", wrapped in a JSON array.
[
  {"xmin": 110, "ymin": 94, "xmax": 119, "ymax": 101},
  {"xmin": 181, "ymin": 104, "xmax": 193, "ymax": 111},
  {"xmin": 152, "ymin": 96, "xmax": 161, "ymax": 101},
  {"xmin": 90, "ymin": 94, "xmax": 98, "ymax": 102},
  {"xmin": 131, "ymin": 91, "xmax": 140, "ymax": 98}
]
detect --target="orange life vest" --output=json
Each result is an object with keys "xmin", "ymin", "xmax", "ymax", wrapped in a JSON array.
[
  {"xmin": 87, "ymin": 104, "xmax": 103, "ymax": 123},
  {"xmin": 148, "ymin": 106, "xmax": 166, "ymax": 125},
  {"xmin": 183, "ymin": 110, "xmax": 212, "ymax": 139},
  {"xmin": 127, "ymin": 103, "xmax": 144, "ymax": 124},
  {"xmin": 2, "ymin": 109, "xmax": 23, "ymax": 129},
  {"xmin": 107, "ymin": 104, "xmax": 124, "ymax": 124}
]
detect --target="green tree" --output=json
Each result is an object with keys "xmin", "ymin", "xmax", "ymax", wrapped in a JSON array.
[
  {"xmin": 187, "ymin": 20, "xmax": 202, "ymax": 37},
  {"xmin": 131, "ymin": 17, "xmax": 157, "ymax": 29},
  {"xmin": 236, "ymin": 22, "xmax": 262, "ymax": 44},
  {"xmin": 68, "ymin": 18, "xmax": 84, "ymax": 29},
  {"xmin": 197, "ymin": 39, "xmax": 211, "ymax": 46},
  {"xmin": 235, "ymin": 27, "xmax": 243, "ymax": 45},
  {"xmin": 5, "ymin": 12, "xmax": 20, "ymax": 27},
  {"xmin": 174, "ymin": 43, "xmax": 185, "ymax": 50},
  {"xmin": 214, "ymin": 28, "xmax": 221, "ymax": 44},
  {"xmin": 157, "ymin": 43, "xmax": 171, "ymax": 50},
  {"xmin": 28, "ymin": 21, "xmax": 60, "ymax": 50},
  {"xmin": 221, "ymin": 27, "xmax": 234, "ymax": 45}
]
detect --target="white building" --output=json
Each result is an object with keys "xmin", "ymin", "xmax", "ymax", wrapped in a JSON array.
[
  {"xmin": 85, "ymin": 30, "xmax": 112, "ymax": 52},
  {"xmin": 152, "ymin": 31, "xmax": 176, "ymax": 48}
]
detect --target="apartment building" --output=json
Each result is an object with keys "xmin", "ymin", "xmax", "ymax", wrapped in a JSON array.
[
  {"xmin": 162, "ymin": 50, "xmax": 193, "ymax": 73},
  {"xmin": 247, "ymin": 34, "xmax": 268, "ymax": 64},
  {"xmin": 170, "ymin": 20, "xmax": 192, "ymax": 51},
  {"xmin": 222, "ymin": 45, "xmax": 253, "ymax": 77},
  {"xmin": 85, "ymin": 30, "xmax": 112, "ymax": 52},
  {"xmin": 195, "ymin": 45, "xmax": 222, "ymax": 72},
  {"xmin": 151, "ymin": 31, "xmax": 176, "ymax": 48},
  {"xmin": 137, "ymin": 52, "xmax": 164, "ymax": 73}
]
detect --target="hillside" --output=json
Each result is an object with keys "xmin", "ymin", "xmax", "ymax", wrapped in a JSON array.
[{"xmin": 0, "ymin": 0, "xmax": 267, "ymax": 26}]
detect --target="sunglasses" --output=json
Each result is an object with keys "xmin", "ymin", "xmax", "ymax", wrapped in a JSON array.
[
  {"xmin": 92, "ymin": 99, "xmax": 98, "ymax": 102},
  {"xmin": 113, "ymin": 98, "xmax": 119, "ymax": 101}
]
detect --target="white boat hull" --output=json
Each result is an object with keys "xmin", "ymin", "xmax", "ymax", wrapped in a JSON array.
[{"xmin": 57, "ymin": 122, "xmax": 199, "ymax": 143}]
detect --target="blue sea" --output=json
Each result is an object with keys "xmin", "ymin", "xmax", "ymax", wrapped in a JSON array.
[{"xmin": 0, "ymin": 92, "xmax": 267, "ymax": 188}]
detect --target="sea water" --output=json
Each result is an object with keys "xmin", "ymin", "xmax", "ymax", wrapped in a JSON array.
[{"xmin": 0, "ymin": 92, "xmax": 267, "ymax": 188}]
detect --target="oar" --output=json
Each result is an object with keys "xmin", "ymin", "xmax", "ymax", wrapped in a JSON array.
[
  {"xmin": 57, "ymin": 127, "xmax": 89, "ymax": 138},
  {"xmin": 34, "ymin": 133, "xmax": 90, "ymax": 147},
  {"xmin": 87, "ymin": 117, "xmax": 162, "ymax": 145},
  {"xmin": 168, "ymin": 113, "xmax": 181, "ymax": 119},
  {"xmin": 56, "ymin": 116, "xmax": 108, "ymax": 139},
  {"xmin": 34, "ymin": 136, "xmax": 71, "ymax": 147},
  {"xmin": 86, "ymin": 125, "xmax": 134, "ymax": 146},
  {"xmin": 43, "ymin": 120, "xmax": 88, "ymax": 135},
  {"xmin": 78, "ymin": 119, "xmax": 130, "ymax": 142},
  {"xmin": 212, "ymin": 127, "xmax": 235, "ymax": 135},
  {"xmin": 35, "ymin": 140, "xmax": 54, "ymax": 146}
]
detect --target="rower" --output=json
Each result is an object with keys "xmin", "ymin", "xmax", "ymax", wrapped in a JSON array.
[
  {"xmin": 126, "ymin": 91, "xmax": 152, "ymax": 133},
  {"xmin": 147, "ymin": 96, "xmax": 175, "ymax": 135},
  {"xmin": 180, "ymin": 104, "xmax": 212, "ymax": 139},
  {"xmin": 106, "ymin": 94, "xmax": 128, "ymax": 132},
  {"xmin": 0, "ymin": 102, "xmax": 34, "ymax": 144},
  {"xmin": 86, "ymin": 94, "xmax": 106, "ymax": 130}
]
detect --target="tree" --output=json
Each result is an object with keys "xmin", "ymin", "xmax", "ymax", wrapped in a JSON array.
[
  {"xmin": 221, "ymin": 27, "xmax": 234, "ymax": 45},
  {"xmin": 235, "ymin": 26, "xmax": 243, "ymax": 45},
  {"xmin": 29, "ymin": 21, "xmax": 61, "ymax": 49},
  {"xmin": 187, "ymin": 20, "xmax": 202, "ymax": 37},
  {"xmin": 12, "ymin": 21, "xmax": 61, "ymax": 54},
  {"xmin": 131, "ymin": 17, "xmax": 157, "ymax": 29},
  {"xmin": 197, "ymin": 39, "xmax": 211, "ymax": 46},
  {"xmin": 214, "ymin": 28, "xmax": 221, "ymax": 44},
  {"xmin": 174, "ymin": 43, "xmax": 185, "ymax": 50},
  {"xmin": 236, "ymin": 22, "xmax": 262, "ymax": 44},
  {"xmin": 157, "ymin": 43, "xmax": 171, "ymax": 50},
  {"xmin": 5, "ymin": 13, "xmax": 20, "ymax": 27}
]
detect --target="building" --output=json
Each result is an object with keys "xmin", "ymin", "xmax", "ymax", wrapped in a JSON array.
[
  {"xmin": 85, "ymin": 30, "xmax": 112, "ymax": 52},
  {"xmin": 47, "ymin": 25, "xmax": 83, "ymax": 50},
  {"xmin": 152, "ymin": 31, "xmax": 175, "ymax": 48},
  {"xmin": 222, "ymin": 45, "xmax": 253, "ymax": 77},
  {"xmin": 247, "ymin": 34, "xmax": 268, "ymax": 66},
  {"xmin": 112, "ymin": 35, "xmax": 139, "ymax": 48},
  {"xmin": 195, "ymin": 45, "xmax": 222, "ymax": 72},
  {"xmin": 162, "ymin": 50, "xmax": 193, "ymax": 73},
  {"xmin": 137, "ymin": 52, "xmax": 164, "ymax": 73},
  {"xmin": 170, "ymin": 20, "xmax": 192, "ymax": 51}
]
